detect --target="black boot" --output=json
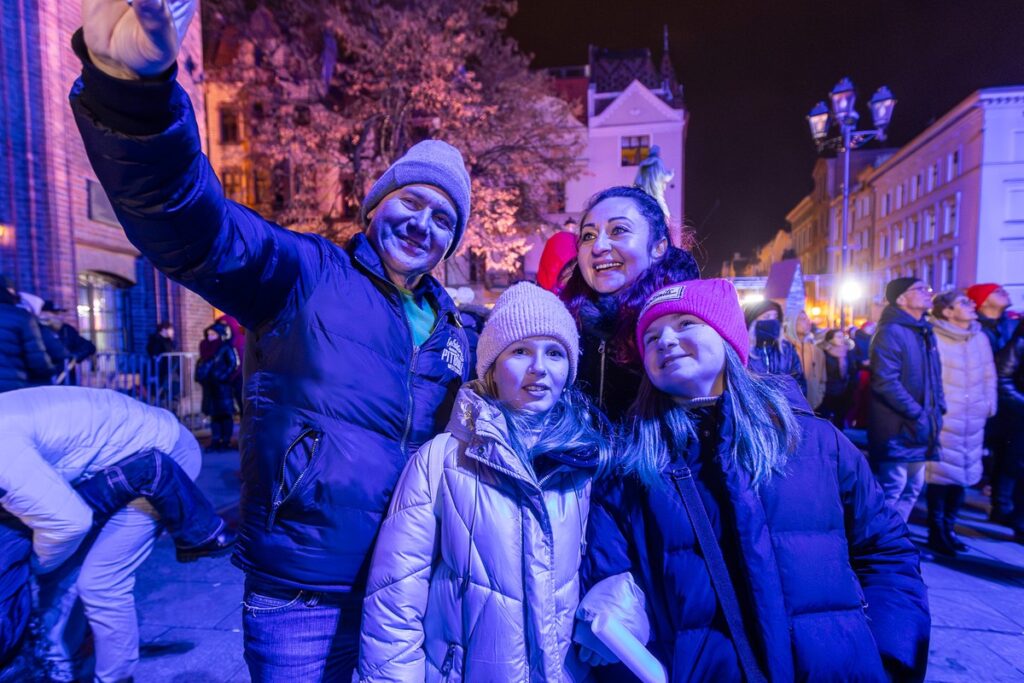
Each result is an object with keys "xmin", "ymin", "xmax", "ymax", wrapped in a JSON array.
[
  {"xmin": 175, "ymin": 521, "xmax": 237, "ymax": 563},
  {"xmin": 926, "ymin": 485, "xmax": 957, "ymax": 557},
  {"xmin": 944, "ymin": 485, "xmax": 967, "ymax": 552}
]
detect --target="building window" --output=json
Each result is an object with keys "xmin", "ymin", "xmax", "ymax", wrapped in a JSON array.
[
  {"xmin": 545, "ymin": 182, "xmax": 566, "ymax": 213},
  {"xmin": 882, "ymin": 192, "xmax": 891, "ymax": 217},
  {"xmin": 921, "ymin": 259, "xmax": 932, "ymax": 289},
  {"xmin": 221, "ymin": 167, "xmax": 245, "ymax": 203},
  {"xmin": 220, "ymin": 107, "xmax": 241, "ymax": 145},
  {"xmin": 906, "ymin": 218, "xmax": 916, "ymax": 250},
  {"xmin": 939, "ymin": 252, "xmax": 954, "ymax": 289},
  {"xmin": 943, "ymin": 198, "xmax": 958, "ymax": 236},
  {"xmin": 879, "ymin": 230, "xmax": 889, "ymax": 259},
  {"xmin": 87, "ymin": 179, "xmax": 118, "ymax": 227},
  {"xmin": 77, "ymin": 271, "xmax": 132, "ymax": 353},
  {"xmin": 893, "ymin": 224, "xmax": 904, "ymax": 254},
  {"xmin": 908, "ymin": 215, "xmax": 920, "ymax": 248},
  {"xmin": 947, "ymin": 149, "xmax": 960, "ymax": 181},
  {"xmin": 895, "ymin": 184, "xmax": 903, "ymax": 210},
  {"xmin": 911, "ymin": 174, "xmax": 920, "ymax": 201},
  {"xmin": 924, "ymin": 209, "xmax": 936, "ymax": 242},
  {"xmin": 620, "ymin": 135, "xmax": 651, "ymax": 166}
]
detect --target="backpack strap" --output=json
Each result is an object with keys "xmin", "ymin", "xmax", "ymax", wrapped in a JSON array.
[{"xmin": 668, "ymin": 465, "xmax": 767, "ymax": 683}]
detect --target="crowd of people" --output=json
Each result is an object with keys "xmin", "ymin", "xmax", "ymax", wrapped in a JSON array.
[{"xmin": 2, "ymin": 0, "xmax": 1022, "ymax": 681}]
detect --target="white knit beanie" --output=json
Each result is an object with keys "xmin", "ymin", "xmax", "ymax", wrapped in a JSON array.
[{"xmin": 476, "ymin": 282, "xmax": 580, "ymax": 383}]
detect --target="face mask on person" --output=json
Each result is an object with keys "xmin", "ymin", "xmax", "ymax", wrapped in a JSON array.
[{"xmin": 754, "ymin": 319, "xmax": 781, "ymax": 344}]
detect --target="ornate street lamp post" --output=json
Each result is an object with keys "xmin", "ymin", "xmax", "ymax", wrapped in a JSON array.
[{"xmin": 807, "ymin": 78, "xmax": 896, "ymax": 328}]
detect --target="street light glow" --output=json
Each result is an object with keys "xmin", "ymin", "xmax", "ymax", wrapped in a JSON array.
[{"xmin": 840, "ymin": 279, "xmax": 863, "ymax": 302}]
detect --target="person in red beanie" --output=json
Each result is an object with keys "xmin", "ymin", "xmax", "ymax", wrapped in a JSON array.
[
  {"xmin": 967, "ymin": 283, "xmax": 1017, "ymax": 356},
  {"xmin": 536, "ymin": 231, "xmax": 578, "ymax": 294},
  {"xmin": 578, "ymin": 279, "xmax": 929, "ymax": 683},
  {"xmin": 965, "ymin": 283, "xmax": 1019, "ymax": 525}
]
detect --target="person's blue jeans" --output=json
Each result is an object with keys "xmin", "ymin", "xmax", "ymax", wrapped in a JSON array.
[
  {"xmin": 74, "ymin": 448, "xmax": 223, "ymax": 548},
  {"xmin": 242, "ymin": 578, "xmax": 362, "ymax": 682}
]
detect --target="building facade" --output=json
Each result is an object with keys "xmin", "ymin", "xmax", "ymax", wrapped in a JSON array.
[
  {"xmin": 867, "ymin": 87, "xmax": 1024, "ymax": 308},
  {"xmin": 0, "ymin": 0, "xmax": 215, "ymax": 355},
  {"xmin": 517, "ymin": 41, "xmax": 687, "ymax": 284}
]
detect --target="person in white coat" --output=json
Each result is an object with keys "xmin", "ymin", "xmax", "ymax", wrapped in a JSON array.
[
  {"xmin": 357, "ymin": 283, "xmax": 609, "ymax": 682},
  {"xmin": 925, "ymin": 290, "xmax": 997, "ymax": 556},
  {"xmin": 0, "ymin": 386, "xmax": 235, "ymax": 682}
]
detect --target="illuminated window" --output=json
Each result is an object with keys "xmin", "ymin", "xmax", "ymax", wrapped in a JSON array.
[
  {"xmin": 924, "ymin": 210, "xmax": 936, "ymax": 241},
  {"xmin": 221, "ymin": 167, "xmax": 245, "ymax": 203},
  {"xmin": 77, "ymin": 271, "xmax": 132, "ymax": 353},
  {"xmin": 620, "ymin": 135, "xmax": 651, "ymax": 167},
  {"xmin": 942, "ymin": 198, "xmax": 957, "ymax": 236}
]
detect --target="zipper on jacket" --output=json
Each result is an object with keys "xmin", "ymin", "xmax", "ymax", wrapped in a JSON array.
[
  {"xmin": 267, "ymin": 427, "xmax": 322, "ymax": 530},
  {"xmin": 597, "ymin": 340, "xmax": 607, "ymax": 407},
  {"xmin": 440, "ymin": 642, "xmax": 457, "ymax": 677},
  {"xmin": 400, "ymin": 345, "xmax": 419, "ymax": 455}
]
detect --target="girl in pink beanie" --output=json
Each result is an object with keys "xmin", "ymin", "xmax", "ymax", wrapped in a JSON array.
[
  {"xmin": 359, "ymin": 283, "xmax": 610, "ymax": 682},
  {"xmin": 576, "ymin": 279, "xmax": 929, "ymax": 682}
]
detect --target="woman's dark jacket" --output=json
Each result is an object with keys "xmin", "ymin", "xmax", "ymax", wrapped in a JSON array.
[
  {"xmin": 823, "ymin": 348, "xmax": 856, "ymax": 398},
  {"xmin": 868, "ymin": 306, "xmax": 945, "ymax": 463},
  {"xmin": 196, "ymin": 336, "xmax": 239, "ymax": 418},
  {"xmin": 583, "ymin": 398, "xmax": 930, "ymax": 682},
  {"xmin": 69, "ymin": 37, "xmax": 469, "ymax": 592},
  {"xmin": 0, "ymin": 304, "xmax": 56, "ymax": 393}
]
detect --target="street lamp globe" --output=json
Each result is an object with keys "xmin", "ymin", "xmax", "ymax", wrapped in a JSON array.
[
  {"xmin": 839, "ymin": 278, "xmax": 863, "ymax": 302},
  {"xmin": 829, "ymin": 77, "xmax": 857, "ymax": 122},
  {"xmin": 807, "ymin": 101, "xmax": 831, "ymax": 141},
  {"xmin": 869, "ymin": 86, "xmax": 897, "ymax": 133}
]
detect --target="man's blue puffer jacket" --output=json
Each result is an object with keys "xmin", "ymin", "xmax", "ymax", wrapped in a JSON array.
[{"xmin": 68, "ymin": 37, "xmax": 469, "ymax": 592}]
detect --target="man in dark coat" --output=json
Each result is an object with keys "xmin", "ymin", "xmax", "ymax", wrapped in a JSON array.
[
  {"xmin": 72, "ymin": 2, "xmax": 471, "ymax": 678},
  {"xmin": 0, "ymin": 276, "xmax": 56, "ymax": 392},
  {"xmin": 996, "ymin": 323, "xmax": 1024, "ymax": 541},
  {"xmin": 869, "ymin": 277, "xmax": 945, "ymax": 522}
]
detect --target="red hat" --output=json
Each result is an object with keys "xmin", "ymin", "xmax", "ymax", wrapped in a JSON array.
[
  {"xmin": 966, "ymin": 283, "xmax": 1000, "ymax": 310},
  {"xmin": 536, "ymin": 231, "xmax": 577, "ymax": 294},
  {"xmin": 636, "ymin": 279, "xmax": 749, "ymax": 366}
]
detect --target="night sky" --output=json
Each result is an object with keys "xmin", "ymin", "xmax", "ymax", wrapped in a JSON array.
[{"xmin": 508, "ymin": 0, "xmax": 1024, "ymax": 273}]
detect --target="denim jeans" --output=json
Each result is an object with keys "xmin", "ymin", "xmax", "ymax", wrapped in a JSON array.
[
  {"xmin": 74, "ymin": 448, "xmax": 223, "ymax": 548},
  {"xmin": 876, "ymin": 461, "xmax": 926, "ymax": 522},
  {"xmin": 242, "ymin": 578, "xmax": 363, "ymax": 682}
]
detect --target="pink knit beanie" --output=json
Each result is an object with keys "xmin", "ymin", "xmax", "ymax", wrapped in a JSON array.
[
  {"xmin": 476, "ymin": 282, "xmax": 580, "ymax": 382},
  {"xmin": 635, "ymin": 279, "xmax": 750, "ymax": 366}
]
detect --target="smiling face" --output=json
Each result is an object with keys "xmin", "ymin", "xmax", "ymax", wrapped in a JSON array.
[
  {"xmin": 641, "ymin": 313, "xmax": 727, "ymax": 401},
  {"xmin": 365, "ymin": 184, "xmax": 458, "ymax": 289},
  {"xmin": 577, "ymin": 197, "xmax": 667, "ymax": 295},
  {"xmin": 492, "ymin": 336, "xmax": 570, "ymax": 415}
]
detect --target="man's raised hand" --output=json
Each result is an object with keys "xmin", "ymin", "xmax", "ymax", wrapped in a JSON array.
[{"xmin": 82, "ymin": 0, "xmax": 196, "ymax": 79}]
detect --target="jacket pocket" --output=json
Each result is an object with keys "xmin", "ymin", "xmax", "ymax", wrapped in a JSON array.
[{"xmin": 267, "ymin": 425, "xmax": 324, "ymax": 530}]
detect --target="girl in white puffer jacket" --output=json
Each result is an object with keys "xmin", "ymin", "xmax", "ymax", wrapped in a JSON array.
[
  {"xmin": 357, "ymin": 283, "xmax": 608, "ymax": 682},
  {"xmin": 925, "ymin": 290, "xmax": 997, "ymax": 556}
]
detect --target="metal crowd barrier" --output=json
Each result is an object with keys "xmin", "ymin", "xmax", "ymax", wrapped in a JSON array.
[{"xmin": 62, "ymin": 352, "xmax": 202, "ymax": 427}]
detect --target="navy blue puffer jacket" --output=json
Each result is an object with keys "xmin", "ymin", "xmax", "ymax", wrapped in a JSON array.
[
  {"xmin": 868, "ymin": 306, "xmax": 945, "ymax": 463},
  {"xmin": 69, "ymin": 44, "xmax": 469, "ymax": 591},
  {"xmin": 583, "ymin": 398, "xmax": 930, "ymax": 682},
  {"xmin": 0, "ymin": 304, "xmax": 56, "ymax": 393}
]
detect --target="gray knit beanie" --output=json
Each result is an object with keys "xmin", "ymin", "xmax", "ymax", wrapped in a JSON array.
[
  {"xmin": 476, "ymin": 282, "xmax": 580, "ymax": 383},
  {"xmin": 360, "ymin": 140, "xmax": 472, "ymax": 258}
]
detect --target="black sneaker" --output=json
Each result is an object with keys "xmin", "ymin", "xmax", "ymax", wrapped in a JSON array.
[{"xmin": 176, "ymin": 525, "xmax": 237, "ymax": 563}]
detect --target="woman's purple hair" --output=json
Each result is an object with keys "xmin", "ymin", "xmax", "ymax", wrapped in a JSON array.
[{"xmin": 559, "ymin": 186, "xmax": 699, "ymax": 363}]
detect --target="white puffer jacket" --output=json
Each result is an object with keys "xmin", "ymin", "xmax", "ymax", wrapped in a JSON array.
[
  {"xmin": 926, "ymin": 320, "xmax": 996, "ymax": 486},
  {"xmin": 0, "ymin": 386, "xmax": 193, "ymax": 571},
  {"xmin": 358, "ymin": 385, "xmax": 595, "ymax": 682}
]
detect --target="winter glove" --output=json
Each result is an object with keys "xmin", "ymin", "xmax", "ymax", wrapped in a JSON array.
[{"xmin": 82, "ymin": 0, "xmax": 196, "ymax": 79}]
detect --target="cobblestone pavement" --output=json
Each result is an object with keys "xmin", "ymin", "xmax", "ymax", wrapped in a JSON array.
[{"xmin": 129, "ymin": 448, "xmax": 1024, "ymax": 682}]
